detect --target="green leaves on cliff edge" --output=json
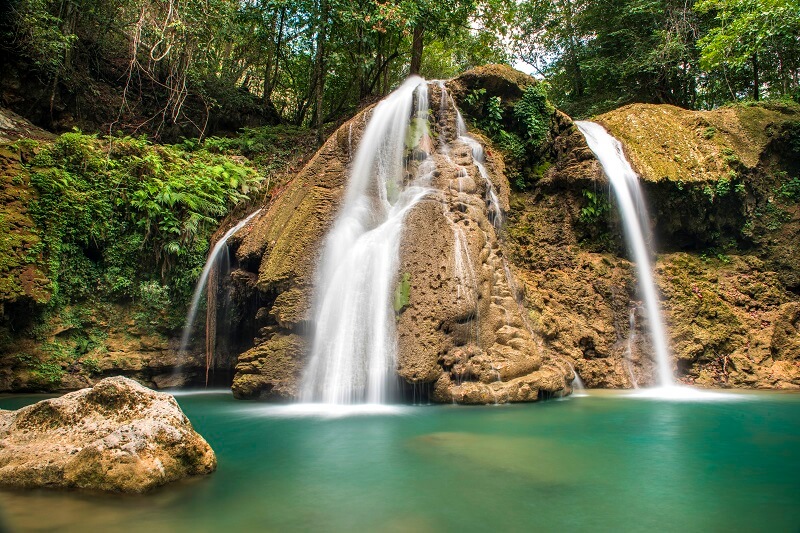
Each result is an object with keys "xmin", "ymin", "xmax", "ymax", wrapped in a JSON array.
[{"xmin": 26, "ymin": 132, "xmax": 262, "ymax": 307}]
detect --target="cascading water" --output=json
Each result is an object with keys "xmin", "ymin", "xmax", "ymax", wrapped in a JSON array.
[
  {"xmin": 575, "ymin": 121, "xmax": 674, "ymax": 388},
  {"xmin": 179, "ymin": 209, "xmax": 263, "ymax": 358},
  {"xmin": 299, "ymin": 77, "xmax": 432, "ymax": 405}
]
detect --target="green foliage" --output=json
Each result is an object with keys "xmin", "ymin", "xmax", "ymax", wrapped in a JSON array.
[
  {"xmin": 778, "ymin": 177, "xmax": 800, "ymax": 202},
  {"xmin": 464, "ymin": 82, "xmax": 554, "ymax": 191},
  {"xmin": 7, "ymin": 0, "xmax": 77, "ymax": 75},
  {"xmin": 21, "ymin": 325, "xmax": 108, "ymax": 388},
  {"xmin": 695, "ymin": 0, "xmax": 800, "ymax": 101},
  {"xmin": 513, "ymin": 83, "xmax": 554, "ymax": 150},
  {"xmin": 466, "ymin": 89, "xmax": 505, "ymax": 135},
  {"xmin": 25, "ymin": 132, "xmax": 261, "ymax": 317},
  {"xmin": 514, "ymin": 0, "xmax": 800, "ymax": 116},
  {"xmin": 715, "ymin": 177, "xmax": 731, "ymax": 196},
  {"xmin": 138, "ymin": 281, "xmax": 172, "ymax": 310},
  {"xmin": 579, "ymin": 189, "xmax": 611, "ymax": 224},
  {"xmin": 31, "ymin": 360, "xmax": 64, "ymax": 386},
  {"xmin": 754, "ymin": 200, "xmax": 791, "ymax": 230},
  {"xmin": 394, "ymin": 273, "xmax": 412, "ymax": 313},
  {"xmin": 780, "ymin": 121, "xmax": 800, "ymax": 155},
  {"xmin": 3, "ymin": 0, "xmax": 503, "ymax": 133}
]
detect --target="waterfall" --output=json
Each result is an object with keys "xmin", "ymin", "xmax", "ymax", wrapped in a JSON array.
[
  {"xmin": 575, "ymin": 121, "xmax": 674, "ymax": 388},
  {"xmin": 179, "ymin": 209, "xmax": 263, "ymax": 359},
  {"xmin": 299, "ymin": 77, "xmax": 431, "ymax": 405}
]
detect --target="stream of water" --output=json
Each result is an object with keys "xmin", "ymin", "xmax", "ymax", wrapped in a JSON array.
[
  {"xmin": 179, "ymin": 208, "xmax": 263, "ymax": 355},
  {"xmin": 299, "ymin": 77, "xmax": 431, "ymax": 404},
  {"xmin": 575, "ymin": 121, "xmax": 674, "ymax": 388}
]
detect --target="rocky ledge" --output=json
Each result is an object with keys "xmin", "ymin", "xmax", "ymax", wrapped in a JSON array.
[{"xmin": 0, "ymin": 376, "xmax": 216, "ymax": 493}]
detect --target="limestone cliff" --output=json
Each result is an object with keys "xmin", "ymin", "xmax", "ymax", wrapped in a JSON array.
[
  {"xmin": 502, "ymin": 99, "xmax": 800, "ymax": 389},
  {"xmin": 225, "ymin": 72, "xmax": 572, "ymax": 402}
]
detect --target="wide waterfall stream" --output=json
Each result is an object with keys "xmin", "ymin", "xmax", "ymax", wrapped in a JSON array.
[{"xmin": 300, "ymin": 77, "xmax": 431, "ymax": 404}]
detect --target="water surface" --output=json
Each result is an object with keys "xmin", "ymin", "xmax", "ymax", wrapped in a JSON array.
[{"xmin": 0, "ymin": 390, "xmax": 798, "ymax": 532}]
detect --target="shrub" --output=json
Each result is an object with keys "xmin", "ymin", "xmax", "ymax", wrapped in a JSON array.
[{"xmin": 25, "ymin": 132, "xmax": 262, "ymax": 316}]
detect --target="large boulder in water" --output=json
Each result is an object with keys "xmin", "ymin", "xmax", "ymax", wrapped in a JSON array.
[{"xmin": 0, "ymin": 376, "xmax": 216, "ymax": 492}]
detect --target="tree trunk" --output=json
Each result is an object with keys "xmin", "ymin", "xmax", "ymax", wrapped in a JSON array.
[
  {"xmin": 262, "ymin": 11, "xmax": 278, "ymax": 103},
  {"xmin": 409, "ymin": 24, "xmax": 424, "ymax": 75},
  {"xmin": 313, "ymin": 0, "xmax": 328, "ymax": 146},
  {"xmin": 752, "ymin": 53, "xmax": 760, "ymax": 101}
]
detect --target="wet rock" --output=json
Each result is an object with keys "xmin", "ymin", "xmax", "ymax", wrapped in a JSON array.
[
  {"xmin": 0, "ymin": 376, "xmax": 216, "ymax": 493},
  {"xmin": 505, "ymin": 100, "xmax": 800, "ymax": 390},
  {"xmin": 395, "ymin": 83, "xmax": 571, "ymax": 403},
  {"xmin": 228, "ymin": 110, "xmax": 361, "ymax": 399}
]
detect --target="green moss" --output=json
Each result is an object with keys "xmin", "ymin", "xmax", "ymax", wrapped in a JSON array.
[
  {"xmin": 8, "ymin": 131, "xmax": 264, "ymax": 334},
  {"xmin": 394, "ymin": 273, "xmax": 411, "ymax": 313}
]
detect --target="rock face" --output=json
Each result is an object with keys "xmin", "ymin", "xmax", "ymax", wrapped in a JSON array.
[
  {"xmin": 396, "ymin": 82, "xmax": 569, "ymax": 403},
  {"xmin": 228, "ymin": 113, "xmax": 360, "ymax": 399},
  {"xmin": 225, "ymin": 67, "xmax": 572, "ymax": 402},
  {"xmin": 504, "ymin": 100, "xmax": 800, "ymax": 389},
  {"xmin": 0, "ymin": 376, "xmax": 216, "ymax": 492}
]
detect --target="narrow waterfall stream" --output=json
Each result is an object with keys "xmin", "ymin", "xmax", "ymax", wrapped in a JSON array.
[
  {"xmin": 179, "ymin": 209, "xmax": 263, "ymax": 358},
  {"xmin": 299, "ymin": 77, "xmax": 432, "ymax": 404},
  {"xmin": 575, "ymin": 121, "xmax": 674, "ymax": 387}
]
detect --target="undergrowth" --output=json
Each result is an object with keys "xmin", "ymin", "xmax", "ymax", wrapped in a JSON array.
[{"xmin": 21, "ymin": 131, "xmax": 262, "ymax": 317}]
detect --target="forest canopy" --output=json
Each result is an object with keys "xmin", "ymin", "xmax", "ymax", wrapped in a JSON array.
[{"xmin": 1, "ymin": 0, "xmax": 798, "ymax": 136}]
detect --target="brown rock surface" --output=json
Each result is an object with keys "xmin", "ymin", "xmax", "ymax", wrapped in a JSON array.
[
  {"xmin": 229, "ymin": 112, "xmax": 365, "ymax": 399},
  {"xmin": 395, "ymin": 82, "xmax": 570, "ymax": 403},
  {"xmin": 0, "ymin": 376, "xmax": 216, "ymax": 493},
  {"xmin": 598, "ymin": 102, "xmax": 796, "ymax": 182},
  {"xmin": 504, "ymin": 101, "xmax": 800, "ymax": 390},
  {"xmin": 226, "ymin": 73, "xmax": 572, "ymax": 402}
]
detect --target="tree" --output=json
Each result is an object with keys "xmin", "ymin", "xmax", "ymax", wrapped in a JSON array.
[{"xmin": 695, "ymin": 0, "xmax": 800, "ymax": 101}]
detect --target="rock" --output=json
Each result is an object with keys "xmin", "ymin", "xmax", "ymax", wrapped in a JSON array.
[
  {"xmin": 0, "ymin": 107, "xmax": 55, "ymax": 144},
  {"xmin": 228, "ymin": 112, "xmax": 360, "ymax": 399},
  {"xmin": 223, "ymin": 74, "xmax": 572, "ymax": 403},
  {"xmin": 394, "ymin": 83, "xmax": 571, "ymax": 402},
  {"xmin": 505, "ymin": 100, "xmax": 800, "ymax": 390},
  {"xmin": 0, "ymin": 376, "xmax": 216, "ymax": 493}
]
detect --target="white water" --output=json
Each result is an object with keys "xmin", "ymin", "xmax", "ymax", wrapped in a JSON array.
[
  {"xmin": 623, "ymin": 307, "xmax": 640, "ymax": 388},
  {"xmin": 460, "ymin": 134, "xmax": 503, "ymax": 229},
  {"xmin": 575, "ymin": 121, "xmax": 674, "ymax": 388},
  {"xmin": 299, "ymin": 77, "xmax": 431, "ymax": 404},
  {"xmin": 567, "ymin": 362, "xmax": 587, "ymax": 396},
  {"xmin": 452, "ymin": 224, "xmax": 477, "ymax": 304},
  {"xmin": 179, "ymin": 208, "xmax": 262, "ymax": 354}
]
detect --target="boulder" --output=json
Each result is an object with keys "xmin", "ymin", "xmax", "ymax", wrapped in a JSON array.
[{"xmin": 0, "ymin": 376, "xmax": 216, "ymax": 493}]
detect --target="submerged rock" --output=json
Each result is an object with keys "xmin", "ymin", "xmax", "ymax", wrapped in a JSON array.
[{"xmin": 0, "ymin": 376, "xmax": 216, "ymax": 493}]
